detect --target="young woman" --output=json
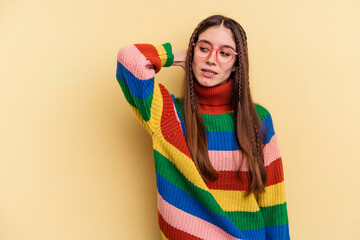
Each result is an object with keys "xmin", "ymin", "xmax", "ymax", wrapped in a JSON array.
[{"xmin": 116, "ymin": 15, "xmax": 290, "ymax": 240}]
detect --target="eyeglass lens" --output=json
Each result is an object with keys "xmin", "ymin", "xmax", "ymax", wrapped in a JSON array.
[{"xmin": 195, "ymin": 42, "xmax": 235, "ymax": 63}]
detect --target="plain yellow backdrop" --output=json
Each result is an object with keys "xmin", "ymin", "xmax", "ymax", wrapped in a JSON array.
[{"xmin": 1, "ymin": 0, "xmax": 359, "ymax": 239}]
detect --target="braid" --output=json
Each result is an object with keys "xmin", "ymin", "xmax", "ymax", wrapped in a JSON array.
[
  {"xmin": 187, "ymin": 20, "xmax": 207, "ymax": 112},
  {"xmin": 238, "ymin": 27, "xmax": 249, "ymax": 72},
  {"xmin": 233, "ymin": 22, "xmax": 249, "ymax": 72},
  {"xmin": 189, "ymin": 66, "xmax": 196, "ymax": 112},
  {"xmin": 235, "ymin": 35, "xmax": 243, "ymax": 102},
  {"xmin": 252, "ymin": 114, "xmax": 267, "ymax": 191},
  {"xmin": 252, "ymin": 116, "xmax": 261, "ymax": 161},
  {"xmin": 247, "ymin": 117, "xmax": 256, "ymax": 156},
  {"xmin": 187, "ymin": 43, "xmax": 196, "ymax": 112},
  {"xmin": 237, "ymin": 24, "xmax": 247, "ymax": 49}
]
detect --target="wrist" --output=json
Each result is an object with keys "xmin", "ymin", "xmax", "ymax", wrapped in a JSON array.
[{"xmin": 172, "ymin": 50, "xmax": 187, "ymax": 68}]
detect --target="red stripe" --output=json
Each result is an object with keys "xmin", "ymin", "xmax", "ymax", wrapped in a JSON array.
[
  {"xmin": 266, "ymin": 157, "xmax": 284, "ymax": 187},
  {"xmin": 159, "ymin": 84, "xmax": 191, "ymax": 158},
  {"xmin": 134, "ymin": 44, "xmax": 162, "ymax": 73},
  {"xmin": 158, "ymin": 211, "xmax": 203, "ymax": 240},
  {"xmin": 205, "ymin": 170, "xmax": 250, "ymax": 191},
  {"xmin": 205, "ymin": 158, "xmax": 284, "ymax": 191}
]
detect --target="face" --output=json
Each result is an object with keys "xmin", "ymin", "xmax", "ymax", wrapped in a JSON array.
[{"xmin": 192, "ymin": 25, "xmax": 237, "ymax": 87}]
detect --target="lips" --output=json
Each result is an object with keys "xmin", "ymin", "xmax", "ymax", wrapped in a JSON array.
[
  {"xmin": 200, "ymin": 68, "xmax": 218, "ymax": 78},
  {"xmin": 201, "ymin": 68, "xmax": 218, "ymax": 75}
]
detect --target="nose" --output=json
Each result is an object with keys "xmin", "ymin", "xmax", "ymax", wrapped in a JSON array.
[{"xmin": 205, "ymin": 49, "xmax": 217, "ymax": 65}]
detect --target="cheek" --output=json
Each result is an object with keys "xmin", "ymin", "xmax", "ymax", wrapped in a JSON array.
[
  {"xmin": 192, "ymin": 58, "xmax": 202, "ymax": 77},
  {"xmin": 192, "ymin": 57, "xmax": 199, "ymax": 70},
  {"xmin": 221, "ymin": 65, "xmax": 234, "ymax": 76}
]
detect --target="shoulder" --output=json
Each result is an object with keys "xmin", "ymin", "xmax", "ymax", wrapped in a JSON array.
[
  {"xmin": 254, "ymin": 103, "xmax": 276, "ymax": 143},
  {"xmin": 254, "ymin": 103, "xmax": 271, "ymax": 122}
]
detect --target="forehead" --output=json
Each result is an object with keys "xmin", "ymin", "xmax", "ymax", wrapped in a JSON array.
[{"xmin": 197, "ymin": 25, "xmax": 235, "ymax": 48}]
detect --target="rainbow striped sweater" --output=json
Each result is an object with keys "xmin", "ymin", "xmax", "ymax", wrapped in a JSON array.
[{"xmin": 116, "ymin": 43, "xmax": 290, "ymax": 240}]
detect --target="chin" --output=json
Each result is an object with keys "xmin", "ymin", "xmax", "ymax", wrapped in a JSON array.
[{"xmin": 196, "ymin": 77, "xmax": 225, "ymax": 88}]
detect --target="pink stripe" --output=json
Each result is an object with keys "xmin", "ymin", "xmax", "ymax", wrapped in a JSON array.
[
  {"xmin": 209, "ymin": 135, "xmax": 280, "ymax": 171},
  {"xmin": 208, "ymin": 150, "xmax": 246, "ymax": 171},
  {"xmin": 117, "ymin": 45, "xmax": 155, "ymax": 80},
  {"xmin": 263, "ymin": 135, "xmax": 281, "ymax": 167},
  {"xmin": 157, "ymin": 192, "xmax": 242, "ymax": 240}
]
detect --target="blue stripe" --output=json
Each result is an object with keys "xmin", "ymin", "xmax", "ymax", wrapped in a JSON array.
[
  {"xmin": 265, "ymin": 224, "xmax": 290, "ymax": 240},
  {"xmin": 262, "ymin": 113, "xmax": 275, "ymax": 144},
  {"xmin": 206, "ymin": 116, "xmax": 275, "ymax": 151},
  {"xmin": 116, "ymin": 61, "xmax": 154, "ymax": 100},
  {"xmin": 241, "ymin": 228, "xmax": 266, "ymax": 239},
  {"xmin": 206, "ymin": 131, "xmax": 240, "ymax": 151}
]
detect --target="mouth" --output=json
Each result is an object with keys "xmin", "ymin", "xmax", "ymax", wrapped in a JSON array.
[{"xmin": 201, "ymin": 68, "xmax": 218, "ymax": 76}]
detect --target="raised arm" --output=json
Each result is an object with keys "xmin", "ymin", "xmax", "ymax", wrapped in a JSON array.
[{"xmin": 116, "ymin": 43, "xmax": 174, "ymax": 134}]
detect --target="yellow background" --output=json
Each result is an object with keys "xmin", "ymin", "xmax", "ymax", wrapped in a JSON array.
[{"xmin": 1, "ymin": 0, "xmax": 359, "ymax": 239}]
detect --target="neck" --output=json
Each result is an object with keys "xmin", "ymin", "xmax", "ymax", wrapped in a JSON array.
[{"xmin": 194, "ymin": 79, "xmax": 233, "ymax": 114}]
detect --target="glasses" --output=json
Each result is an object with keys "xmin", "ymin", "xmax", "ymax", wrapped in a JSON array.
[{"xmin": 192, "ymin": 42, "xmax": 238, "ymax": 63}]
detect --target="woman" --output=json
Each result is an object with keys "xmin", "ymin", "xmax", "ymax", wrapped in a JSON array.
[{"xmin": 116, "ymin": 15, "xmax": 290, "ymax": 240}]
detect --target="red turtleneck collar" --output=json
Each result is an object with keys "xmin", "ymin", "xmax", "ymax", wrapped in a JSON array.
[{"xmin": 194, "ymin": 79, "xmax": 233, "ymax": 114}]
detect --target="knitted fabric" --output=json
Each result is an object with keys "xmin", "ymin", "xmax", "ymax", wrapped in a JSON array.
[
  {"xmin": 194, "ymin": 78, "xmax": 233, "ymax": 114},
  {"xmin": 116, "ymin": 43, "xmax": 290, "ymax": 240}
]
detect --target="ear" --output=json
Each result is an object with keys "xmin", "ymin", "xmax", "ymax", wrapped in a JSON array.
[{"xmin": 231, "ymin": 65, "xmax": 237, "ymax": 72}]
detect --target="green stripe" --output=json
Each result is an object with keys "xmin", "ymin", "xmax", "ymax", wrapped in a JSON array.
[
  {"xmin": 118, "ymin": 80, "xmax": 154, "ymax": 122},
  {"xmin": 174, "ymin": 99, "xmax": 269, "ymax": 132},
  {"xmin": 162, "ymin": 43, "xmax": 174, "ymax": 67},
  {"xmin": 174, "ymin": 98, "xmax": 236, "ymax": 132},
  {"xmin": 226, "ymin": 210, "xmax": 265, "ymax": 231},
  {"xmin": 118, "ymin": 80, "xmax": 136, "ymax": 108},
  {"xmin": 260, "ymin": 203, "xmax": 289, "ymax": 227},
  {"xmin": 153, "ymin": 150, "xmax": 226, "ymax": 216},
  {"xmin": 255, "ymin": 104, "xmax": 269, "ymax": 122},
  {"xmin": 202, "ymin": 112, "xmax": 235, "ymax": 132},
  {"xmin": 174, "ymin": 98, "xmax": 184, "ymax": 121}
]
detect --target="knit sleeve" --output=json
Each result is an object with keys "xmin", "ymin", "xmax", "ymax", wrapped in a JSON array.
[
  {"xmin": 116, "ymin": 43, "xmax": 174, "ymax": 135},
  {"xmin": 255, "ymin": 104, "xmax": 290, "ymax": 240}
]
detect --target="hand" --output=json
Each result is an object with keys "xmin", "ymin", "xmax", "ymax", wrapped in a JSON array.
[{"xmin": 172, "ymin": 50, "xmax": 187, "ymax": 69}]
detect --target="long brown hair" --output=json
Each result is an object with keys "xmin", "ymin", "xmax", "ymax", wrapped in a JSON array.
[{"xmin": 183, "ymin": 15, "xmax": 267, "ymax": 195}]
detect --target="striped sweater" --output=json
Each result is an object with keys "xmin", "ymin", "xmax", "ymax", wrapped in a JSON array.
[{"xmin": 116, "ymin": 43, "xmax": 290, "ymax": 240}]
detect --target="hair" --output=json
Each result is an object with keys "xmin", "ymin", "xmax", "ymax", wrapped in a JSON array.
[{"xmin": 182, "ymin": 15, "xmax": 267, "ymax": 195}]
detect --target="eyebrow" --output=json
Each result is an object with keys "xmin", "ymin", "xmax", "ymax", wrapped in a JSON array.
[{"xmin": 197, "ymin": 39, "xmax": 236, "ymax": 51}]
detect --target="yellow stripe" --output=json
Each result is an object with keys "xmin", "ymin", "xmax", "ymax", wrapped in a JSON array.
[
  {"xmin": 129, "ymin": 78, "xmax": 163, "ymax": 134},
  {"xmin": 161, "ymin": 231, "xmax": 169, "ymax": 240},
  {"xmin": 258, "ymin": 182, "xmax": 286, "ymax": 207},
  {"xmin": 153, "ymin": 135, "xmax": 209, "ymax": 191},
  {"xmin": 209, "ymin": 189, "xmax": 260, "ymax": 212},
  {"xmin": 129, "ymin": 105, "xmax": 152, "ymax": 134},
  {"xmin": 148, "ymin": 81, "xmax": 163, "ymax": 133},
  {"xmin": 154, "ymin": 45, "xmax": 167, "ymax": 67}
]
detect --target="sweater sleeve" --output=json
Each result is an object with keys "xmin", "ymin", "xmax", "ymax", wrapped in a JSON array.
[
  {"xmin": 255, "ymin": 105, "xmax": 290, "ymax": 240},
  {"xmin": 116, "ymin": 43, "xmax": 174, "ymax": 135}
]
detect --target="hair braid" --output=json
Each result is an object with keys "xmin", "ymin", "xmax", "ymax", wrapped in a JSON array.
[
  {"xmin": 188, "ymin": 52, "xmax": 196, "ymax": 112},
  {"xmin": 239, "ymin": 29, "xmax": 249, "ymax": 71},
  {"xmin": 252, "ymin": 115, "xmax": 267, "ymax": 192},
  {"xmin": 252, "ymin": 116, "xmax": 260, "ymax": 160},
  {"xmin": 233, "ymin": 34, "xmax": 243, "ymax": 103},
  {"xmin": 187, "ymin": 20, "xmax": 206, "ymax": 112}
]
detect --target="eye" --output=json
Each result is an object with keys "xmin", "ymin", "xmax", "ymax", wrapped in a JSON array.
[
  {"xmin": 219, "ymin": 50, "xmax": 231, "ymax": 57},
  {"xmin": 199, "ymin": 47, "xmax": 210, "ymax": 52}
]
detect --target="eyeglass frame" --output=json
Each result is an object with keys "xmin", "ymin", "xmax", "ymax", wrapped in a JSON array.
[{"xmin": 192, "ymin": 41, "xmax": 239, "ymax": 63}]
